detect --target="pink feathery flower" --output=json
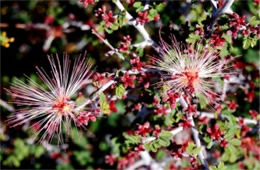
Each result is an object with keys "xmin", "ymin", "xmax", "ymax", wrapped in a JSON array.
[
  {"xmin": 6, "ymin": 53, "xmax": 95, "ymax": 143},
  {"xmin": 151, "ymin": 37, "xmax": 232, "ymax": 104}
]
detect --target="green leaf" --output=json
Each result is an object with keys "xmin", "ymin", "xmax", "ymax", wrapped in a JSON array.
[
  {"xmin": 159, "ymin": 131, "xmax": 173, "ymax": 138},
  {"xmin": 99, "ymin": 141, "xmax": 109, "ymax": 151},
  {"xmin": 243, "ymin": 36, "xmax": 258, "ymax": 49},
  {"xmin": 149, "ymin": 9, "xmax": 158, "ymax": 17},
  {"xmin": 249, "ymin": 16, "xmax": 260, "ymax": 26},
  {"xmin": 124, "ymin": 134, "xmax": 142, "ymax": 145},
  {"xmin": 150, "ymin": 143, "xmax": 157, "ymax": 152},
  {"xmin": 186, "ymin": 142, "xmax": 201, "ymax": 156},
  {"xmin": 3, "ymin": 156, "xmax": 20, "ymax": 167},
  {"xmin": 158, "ymin": 138, "xmax": 170, "ymax": 146},
  {"xmin": 111, "ymin": 137, "xmax": 121, "ymax": 154},
  {"xmin": 218, "ymin": 43, "xmax": 229, "ymax": 58},
  {"xmin": 207, "ymin": 140, "xmax": 213, "ymax": 149},
  {"xmin": 250, "ymin": 36, "xmax": 258, "ymax": 47},
  {"xmin": 133, "ymin": 2, "xmax": 142, "ymax": 8},
  {"xmin": 224, "ymin": 127, "xmax": 237, "ymax": 140},
  {"xmin": 152, "ymin": 140, "xmax": 161, "ymax": 150},
  {"xmin": 99, "ymin": 92, "xmax": 110, "ymax": 114},
  {"xmin": 186, "ymin": 142, "xmax": 196, "ymax": 155},
  {"xmin": 203, "ymin": 136, "xmax": 211, "ymax": 143},
  {"xmin": 186, "ymin": 33, "xmax": 200, "ymax": 44},
  {"xmin": 56, "ymin": 163, "xmax": 74, "ymax": 170},
  {"xmin": 210, "ymin": 161, "xmax": 227, "ymax": 170},
  {"xmin": 136, "ymin": 47, "xmax": 144, "ymax": 57},
  {"xmin": 156, "ymin": 3, "xmax": 166, "ymax": 12},
  {"xmin": 110, "ymin": 22, "xmax": 119, "ymax": 30},
  {"xmin": 99, "ymin": 92, "xmax": 106, "ymax": 102},
  {"xmin": 144, "ymin": 142, "xmax": 151, "ymax": 151},
  {"xmin": 193, "ymin": 147, "xmax": 201, "ymax": 155},
  {"xmin": 155, "ymin": 150, "xmax": 166, "ymax": 161},
  {"xmin": 74, "ymin": 151, "xmax": 93, "ymax": 166},
  {"xmin": 34, "ymin": 146, "xmax": 45, "ymax": 158},
  {"xmin": 136, "ymin": 6, "xmax": 144, "ymax": 12},
  {"xmin": 164, "ymin": 116, "xmax": 174, "ymax": 126},
  {"xmin": 229, "ymin": 138, "xmax": 241, "ymax": 146},
  {"xmin": 243, "ymin": 37, "xmax": 251, "ymax": 49},
  {"xmin": 100, "ymin": 102, "xmax": 110, "ymax": 114},
  {"xmin": 116, "ymin": 84, "xmax": 126, "ymax": 99},
  {"xmin": 222, "ymin": 34, "xmax": 232, "ymax": 44}
]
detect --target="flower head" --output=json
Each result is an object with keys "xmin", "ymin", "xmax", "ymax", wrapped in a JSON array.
[
  {"xmin": 7, "ymin": 53, "xmax": 95, "ymax": 143},
  {"xmin": 151, "ymin": 37, "xmax": 232, "ymax": 104}
]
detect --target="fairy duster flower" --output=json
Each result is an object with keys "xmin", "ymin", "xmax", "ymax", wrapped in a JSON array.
[
  {"xmin": 152, "ymin": 37, "xmax": 232, "ymax": 104},
  {"xmin": 7, "ymin": 53, "xmax": 95, "ymax": 143}
]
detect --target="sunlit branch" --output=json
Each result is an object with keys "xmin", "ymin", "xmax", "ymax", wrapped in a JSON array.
[{"xmin": 179, "ymin": 96, "xmax": 209, "ymax": 170}]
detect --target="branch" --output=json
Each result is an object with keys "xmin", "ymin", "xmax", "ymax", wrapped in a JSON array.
[
  {"xmin": 210, "ymin": 0, "xmax": 218, "ymax": 15},
  {"xmin": 74, "ymin": 79, "xmax": 116, "ymax": 112},
  {"xmin": 221, "ymin": 79, "xmax": 228, "ymax": 101},
  {"xmin": 179, "ymin": 96, "xmax": 209, "ymax": 170},
  {"xmin": 209, "ymin": 0, "xmax": 234, "ymax": 33},
  {"xmin": 114, "ymin": 0, "xmax": 157, "ymax": 48},
  {"xmin": 91, "ymin": 29, "xmax": 126, "ymax": 61}
]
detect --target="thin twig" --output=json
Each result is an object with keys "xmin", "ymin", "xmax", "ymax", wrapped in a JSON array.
[
  {"xmin": 208, "ymin": 0, "xmax": 234, "ymax": 33},
  {"xmin": 114, "ymin": 0, "xmax": 157, "ymax": 48},
  {"xmin": 74, "ymin": 79, "xmax": 116, "ymax": 112},
  {"xmin": 221, "ymin": 79, "xmax": 228, "ymax": 101},
  {"xmin": 179, "ymin": 96, "xmax": 209, "ymax": 170},
  {"xmin": 91, "ymin": 29, "xmax": 126, "ymax": 61}
]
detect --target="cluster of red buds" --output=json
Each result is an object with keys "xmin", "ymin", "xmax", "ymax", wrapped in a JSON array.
[
  {"xmin": 121, "ymin": 72, "xmax": 136, "ymax": 88},
  {"xmin": 95, "ymin": 6, "xmax": 116, "ymax": 27},
  {"xmin": 118, "ymin": 35, "xmax": 132, "ymax": 52},
  {"xmin": 136, "ymin": 11, "xmax": 149, "ymax": 25},
  {"xmin": 207, "ymin": 124, "xmax": 228, "ymax": 147}
]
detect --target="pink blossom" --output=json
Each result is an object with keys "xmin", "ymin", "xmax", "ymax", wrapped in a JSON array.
[
  {"xmin": 151, "ymin": 37, "xmax": 231, "ymax": 105},
  {"xmin": 7, "ymin": 54, "xmax": 94, "ymax": 143}
]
